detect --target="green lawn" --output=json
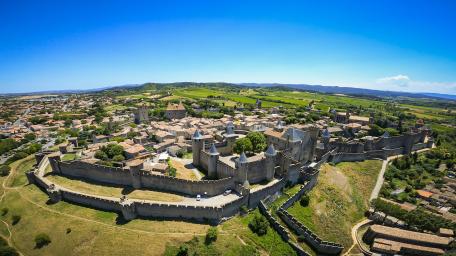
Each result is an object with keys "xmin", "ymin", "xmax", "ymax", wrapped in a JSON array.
[
  {"xmin": 8, "ymin": 155, "xmax": 36, "ymax": 187},
  {"xmin": 165, "ymin": 209, "xmax": 297, "ymax": 256}
]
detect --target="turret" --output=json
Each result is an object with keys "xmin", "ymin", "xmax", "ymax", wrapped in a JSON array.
[
  {"xmin": 274, "ymin": 120, "xmax": 284, "ymax": 132},
  {"xmin": 192, "ymin": 130, "xmax": 204, "ymax": 167},
  {"xmin": 237, "ymin": 152, "xmax": 249, "ymax": 187},
  {"xmin": 48, "ymin": 152, "xmax": 62, "ymax": 174},
  {"xmin": 322, "ymin": 128, "xmax": 331, "ymax": 151},
  {"xmin": 208, "ymin": 143, "xmax": 219, "ymax": 179},
  {"xmin": 47, "ymin": 184, "xmax": 62, "ymax": 203},
  {"xmin": 264, "ymin": 144, "xmax": 277, "ymax": 181},
  {"xmin": 364, "ymin": 136, "xmax": 374, "ymax": 151},
  {"xmin": 119, "ymin": 196, "xmax": 137, "ymax": 221},
  {"xmin": 226, "ymin": 122, "xmax": 235, "ymax": 135},
  {"xmin": 128, "ymin": 160, "xmax": 143, "ymax": 189}
]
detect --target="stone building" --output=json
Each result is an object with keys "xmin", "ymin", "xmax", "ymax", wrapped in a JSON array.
[
  {"xmin": 165, "ymin": 102, "xmax": 186, "ymax": 120},
  {"xmin": 134, "ymin": 105, "xmax": 149, "ymax": 124},
  {"xmin": 363, "ymin": 224, "xmax": 451, "ymax": 256}
]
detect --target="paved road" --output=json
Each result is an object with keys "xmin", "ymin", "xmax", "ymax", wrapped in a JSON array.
[{"xmin": 369, "ymin": 147, "xmax": 433, "ymax": 201}]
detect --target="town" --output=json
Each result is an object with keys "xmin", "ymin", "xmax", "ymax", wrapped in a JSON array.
[{"xmin": 1, "ymin": 84, "xmax": 456, "ymax": 255}]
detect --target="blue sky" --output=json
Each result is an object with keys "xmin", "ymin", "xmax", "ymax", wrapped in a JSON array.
[{"xmin": 1, "ymin": 0, "xmax": 455, "ymax": 94}]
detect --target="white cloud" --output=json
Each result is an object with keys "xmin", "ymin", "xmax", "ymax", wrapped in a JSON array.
[
  {"xmin": 376, "ymin": 74, "xmax": 410, "ymax": 88},
  {"xmin": 375, "ymin": 75, "xmax": 456, "ymax": 94}
]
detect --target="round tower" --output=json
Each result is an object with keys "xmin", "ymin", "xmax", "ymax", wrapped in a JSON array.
[
  {"xmin": 264, "ymin": 144, "xmax": 277, "ymax": 181},
  {"xmin": 237, "ymin": 152, "xmax": 249, "ymax": 187},
  {"xmin": 128, "ymin": 160, "xmax": 143, "ymax": 189},
  {"xmin": 192, "ymin": 130, "xmax": 203, "ymax": 167},
  {"xmin": 322, "ymin": 128, "xmax": 331, "ymax": 151},
  {"xmin": 208, "ymin": 143, "xmax": 219, "ymax": 179}
]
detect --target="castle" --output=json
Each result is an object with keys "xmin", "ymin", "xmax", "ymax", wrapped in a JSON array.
[{"xmin": 26, "ymin": 121, "xmax": 432, "ymax": 226}]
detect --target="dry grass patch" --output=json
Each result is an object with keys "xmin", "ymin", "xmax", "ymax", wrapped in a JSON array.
[{"xmin": 45, "ymin": 174, "xmax": 183, "ymax": 202}]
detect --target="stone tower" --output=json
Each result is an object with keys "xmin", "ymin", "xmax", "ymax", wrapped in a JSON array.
[
  {"xmin": 192, "ymin": 130, "xmax": 203, "ymax": 167},
  {"xmin": 128, "ymin": 160, "xmax": 143, "ymax": 189},
  {"xmin": 322, "ymin": 128, "xmax": 331, "ymax": 151},
  {"xmin": 307, "ymin": 125, "xmax": 320, "ymax": 161},
  {"xmin": 208, "ymin": 143, "xmax": 219, "ymax": 179},
  {"xmin": 120, "ymin": 196, "xmax": 137, "ymax": 221},
  {"xmin": 134, "ymin": 104, "xmax": 149, "ymax": 124},
  {"xmin": 48, "ymin": 152, "xmax": 62, "ymax": 174},
  {"xmin": 264, "ymin": 144, "xmax": 277, "ymax": 181},
  {"xmin": 237, "ymin": 152, "xmax": 249, "ymax": 187}
]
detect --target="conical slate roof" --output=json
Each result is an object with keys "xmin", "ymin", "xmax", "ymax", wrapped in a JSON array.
[
  {"xmin": 192, "ymin": 130, "xmax": 203, "ymax": 140},
  {"xmin": 238, "ymin": 152, "xmax": 248, "ymax": 164},
  {"xmin": 276, "ymin": 120, "xmax": 283, "ymax": 129},
  {"xmin": 209, "ymin": 143, "xmax": 219, "ymax": 155},
  {"xmin": 285, "ymin": 128, "xmax": 302, "ymax": 142},
  {"xmin": 322, "ymin": 128, "xmax": 330, "ymax": 138},
  {"xmin": 265, "ymin": 144, "xmax": 277, "ymax": 156},
  {"xmin": 381, "ymin": 131, "xmax": 390, "ymax": 138}
]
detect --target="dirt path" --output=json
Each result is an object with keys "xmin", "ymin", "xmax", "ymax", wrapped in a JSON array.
[{"xmin": 344, "ymin": 218, "xmax": 371, "ymax": 256}]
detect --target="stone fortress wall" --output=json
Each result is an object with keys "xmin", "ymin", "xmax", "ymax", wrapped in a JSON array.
[
  {"xmin": 28, "ymin": 154, "xmax": 253, "ymax": 222},
  {"xmin": 276, "ymin": 184, "xmax": 344, "ymax": 255},
  {"xmin": 52, "ymin": 158, "xmax": 236, "ymax": 197},
  {"xmin": 326, "ymin": 129, "xmax": 431, "ymax": 164},
  {"xmin": 26, "ymin": 125, "xmax": 433, "ymax": 231}
]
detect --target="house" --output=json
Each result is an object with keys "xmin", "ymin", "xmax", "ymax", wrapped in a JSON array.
[{"xmin": 164, "ymin": 102, "xmax": 186, "ymax": 120}]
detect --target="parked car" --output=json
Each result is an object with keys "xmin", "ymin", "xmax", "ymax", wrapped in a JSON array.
[
  {"xmin": 196, "ymin": 194, "xmax": 201, "ymax": 201},
  {"xmin": 223, "ymin": 189, "xmax": 232, "ymax": 196}
]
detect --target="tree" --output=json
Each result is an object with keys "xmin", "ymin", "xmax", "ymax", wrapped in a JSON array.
[
  {"xmin": 246, "ymin": 132, "xmax": 267, "ymax": 153},
  {"xmin": 233, "ymin": 137, "xmax": 253, "ymax": 154},
  {"xmin": 105, "ymin": 144, "xmax": 124, "ymax": 159},
  {"xmin": 0, "ymin": 165, "xmax": 10, "ymax": 177},
  {"xmin": 168, "ymin": 167, "xmax": 177, "ymax": 177},
  {"xmin": 205, "ymin": 227, "xmax": 218, "ymax": 244},
  {"xmin": 177, "ymin": 244, "xmax": 188, "ymax": 256},
  {"xmin": 34, "ymin": 233, "xmax": 51, "ymax": 248},
  {"xmin": 368, "ymin": 124, "xmax": 384, "ymax": 136},
  {"xmin": 94, "ymin": 151, "xmax": 108, "ymax": 161},
  {"xmin": 248, "ymin": 214, "xmax": 268, "ymax": 236},
  {"xmin": 300, "ymin": 194, "xmax": 310, "ymax": 207},
  {"xmin": 112, "ymin": 154, "xmax": 125, "ymax": 162},
  {"xmin": 11, "ymin": 215, "xmax": 21, "ymax": 225}
]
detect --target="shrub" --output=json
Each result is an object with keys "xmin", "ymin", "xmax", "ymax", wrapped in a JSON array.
[
  {"xmin": 34, "ymin": 233, "xmax": 51, "ymax": 248},
  {"xmin": 240, "ymin": 205, "xmax": 248, "ymax": 215},
  {"xmin": 205, "ymin": 227, "xmax": 218, "ymax": 244},
  {"xmin": 94, "ymin": 150, "xmax": 108, "ymax": 161},
  {"xmin": 176, "ymin": 149, "xmax": 185, "ymax": 158},
  {"xmin": 1, "ymin": 208, "xmax": 8, "ymax": 216},
  {"xmin": 11, "ymin": 215, "xmax": 21, "ymax": 225},
  {"xmin": 0, "ymin": 165, "xmax": 10, "ymax": 177},
  {"xmin": 112, "ymin": 154, "xmax": 125, "ymax": 162},
  {"xmin": 66, "ymin": 228, "xmax": 72, "ymax": 234},
  {"xmin": 300, "ymin": 194, "xmax": 310, "ymax": 207},
  {"xmin": 297, "ymin": 235, "xmax": 306, "ymax": 242},
  {"xmin": 168, "ymin": 167, "xmax": 177, "ymax": 177},
  {"xmin": 0, "ymin": 246, "xmax": 19, "ymax": 256},
  {"xmin": 248, "ymin": 214, "xmax": 268, "ymax": 236},
  {"xmin": 177, "ymin": 244, "xmax": 189, "ymax": 256}
]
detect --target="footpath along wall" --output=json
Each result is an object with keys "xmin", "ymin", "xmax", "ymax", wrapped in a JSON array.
[
  {"xmin": 27, "ymin": 154, "xmax": 277, "ymax": 222},
  {"xmin": 52, "ymin": 159, "xmax": 236, "ymax": 196}
]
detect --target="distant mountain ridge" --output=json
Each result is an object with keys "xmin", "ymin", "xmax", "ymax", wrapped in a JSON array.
[
  {"xmin": 240, "ymin": 83, "xmax": 456, "ymax": 100},
  {"xmin": 1, "ymin": 82, "xmax": 455, "ymax": 101}
]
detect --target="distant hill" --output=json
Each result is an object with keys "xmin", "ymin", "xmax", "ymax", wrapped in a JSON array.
[
  {"xmin": 240, "ymin": 83, "xmax": 456, "ymax": 101},
  {"xmin": 2, "ymin": 82, "xmax": 455, "ymax": 101}
]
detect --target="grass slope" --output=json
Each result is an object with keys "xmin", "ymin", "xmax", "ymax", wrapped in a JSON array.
[{"xmin": 287, "ymin": 160, "xmax": 382, "ymax": 252}]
